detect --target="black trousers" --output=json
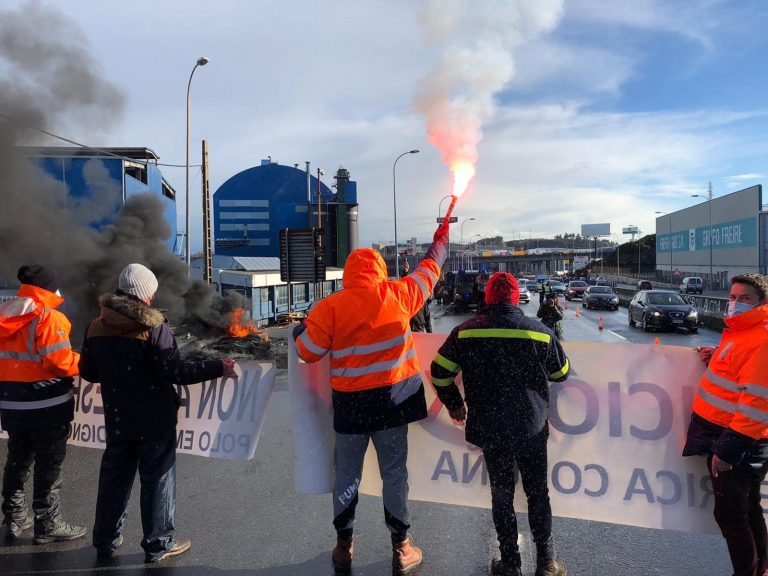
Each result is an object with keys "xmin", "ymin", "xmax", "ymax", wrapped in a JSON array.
[
  {"xmin": 1, "ymin": 423, "xmax": 69, "ymax": 534},
  {"xmin": 708, "ymin": 455, "xmax": 768, "ymax": 576},
  {"xmin": 483, "ymin": 429, "xmax": 555, "ymax": 568}
]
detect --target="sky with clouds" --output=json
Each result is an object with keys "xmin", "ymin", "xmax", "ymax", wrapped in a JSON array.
[{"xmin": 7, "ymin": 0, "xmax": 768, "ymax": 251}]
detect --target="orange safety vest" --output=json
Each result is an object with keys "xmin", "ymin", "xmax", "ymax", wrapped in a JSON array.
[
  {"xmin": 295, "ymin": 248, "xmax": 440, "ymax": 392},
  {"xmin": 0, "ymin": 284, "xmax": 80, "ymax": 384},
  {"xmin": 691, "ymin": 304, "xmax": 768, "ymax": 440}
]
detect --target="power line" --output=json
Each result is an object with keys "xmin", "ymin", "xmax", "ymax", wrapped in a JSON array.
[{"xmin": 0, "ymin": 111, "xmax": 201, "ymax": 168}]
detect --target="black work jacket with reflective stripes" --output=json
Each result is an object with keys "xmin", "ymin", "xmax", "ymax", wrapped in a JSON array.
[{"xmin": 430, "ymin": 303, "xmax": 570, "ymax": 449}]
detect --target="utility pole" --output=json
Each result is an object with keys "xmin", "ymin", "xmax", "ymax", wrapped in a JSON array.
[{"xmin": 201, "ymin": 140, "xmax": 212, "ymax": 284}]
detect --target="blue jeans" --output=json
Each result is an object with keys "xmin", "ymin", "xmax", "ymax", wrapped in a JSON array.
[
  {"xmin": 332, "ymin": 425, "xmax": 411, "ymax": 544},
  {"xmin": 92, "ymin": 431, "xmax": 177, "ymax": 559}
]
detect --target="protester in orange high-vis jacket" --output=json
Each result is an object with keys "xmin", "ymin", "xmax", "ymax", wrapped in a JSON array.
[
  {"xmin": 0, "ymin": 265, "xmax": 86, "ymax": 544},
  {"xmin": 294, "ymin": 219, "xmax": 449, "ymax": 576},
  {"xmin": 684, "ymin": 273, "xmax": 768, "ymax": 576}
]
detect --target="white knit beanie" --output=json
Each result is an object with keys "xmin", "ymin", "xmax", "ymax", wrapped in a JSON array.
[{"xmin": 118, "ymin": 263, "xmax": 159, "ymax": 302}]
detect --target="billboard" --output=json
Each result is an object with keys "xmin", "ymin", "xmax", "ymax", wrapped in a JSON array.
[
  {"xmin": 581, "ymin": 223, "xmax": 610, "ymax": 237},
  {"xmin": 655, "ymin": 185, "xmax": 762, "ymax": 273},
  {"xmin": 622, "ymin": 226, "xmax": 640, "ymax": 235}
]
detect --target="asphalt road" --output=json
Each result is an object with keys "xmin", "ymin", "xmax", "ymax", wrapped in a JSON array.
[{"xmin": 1, "ymin": 300, "xmax": 730, "ymax": 576}]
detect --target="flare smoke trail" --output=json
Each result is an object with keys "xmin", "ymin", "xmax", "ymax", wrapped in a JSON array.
[
  {"xmin": 0, "ymin": 1, "xmax": 241, "ymax": 339},
  {"xmin": 415, "ymin": 0, "xmax": 564, "ymax": 179}
]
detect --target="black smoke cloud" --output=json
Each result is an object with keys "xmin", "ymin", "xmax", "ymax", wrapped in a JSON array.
[{"xmin": 0, "ymin": 1, "xmax": 242, "ymax": 340}]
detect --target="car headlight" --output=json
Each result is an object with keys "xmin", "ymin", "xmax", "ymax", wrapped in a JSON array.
[
  {"xmin": 611, "ymin": 297, "xmax": 618, "ymax": 302},
  {"xmin": 688, "ymin": 311, "xmax": 698, "ymax": 317},
  {"xmin": 653, "ymin": 311, "xmax": 662, "ymax": 317}
]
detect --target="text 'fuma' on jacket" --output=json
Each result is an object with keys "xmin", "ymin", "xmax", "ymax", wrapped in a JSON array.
[
  {"xmin": 79, "ymin": 293, "xmax": 224, "ymax": 442},
  {"xmin": 0, "ymin": 284, "xmax": 80, "ymax": 432},
  {"xmin": 430, "ymin": 302, "xmax": 570, "ymax": 450},
  {"xmin": 295, "ymin": 242, "xmax": 445, "ymax": 434}
]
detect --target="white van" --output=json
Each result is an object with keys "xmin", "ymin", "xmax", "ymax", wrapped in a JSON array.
[{"xmin": 679, "ymin": 277, "xmax": 703, "ymax": 294}]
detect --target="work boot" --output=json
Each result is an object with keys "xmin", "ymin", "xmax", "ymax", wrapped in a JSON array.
[
  {"xmin": 491, "ymin": 556, "xmax": 523, "ymax": 576},
  {"xmin": 3, "ymin": 516, "xmax": 33, "ymax": 540},
  {"xmin": 535, "ymin": 558, "xmax": 567, "ymax": 576},
  {"xmin": 392, "ymin": 534, "xmax": 423, "ymax": 575},
  {"xmin": 145, "ymin": 538, "xmax": 192, "ymax": 563},
  {"xmin": 33, "ymin": 521, "xmax": 87, "ymax": 544},
  {"xmin": 331, "ymin": 537, "xmax": 354, "ymax": 574}
]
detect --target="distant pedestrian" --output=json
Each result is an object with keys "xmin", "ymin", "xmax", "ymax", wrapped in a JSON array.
[
  {"xmin": 537, "ymin": 292, "xmax": 564, "ymax": 340},
  {"xmin": 430, "ymin": 272, "xmax": 569, "ymax": 576},
  {"xmin": 0, "ymin": 265, "xmax": 86, "ymax": 544},
  {"xmin": 683, "ymin": 273, "xmax": 768, "ymax": 576},
  {"xmin": 294, "ymin": 220, "xmax": 449, "ymax": 575},
  {"xmin": 79, "ymin": 263, "xmax": 236, "ymax": 562},
  {"xmin": 538, "ymin": 280, "xmax": 551, "ymax": 305}
]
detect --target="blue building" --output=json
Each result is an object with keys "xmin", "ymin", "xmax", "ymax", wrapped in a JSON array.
[
  {"xmin": 24, "ymin": 147, "xmax": 178, "ymax": 252},
  {"xmin": 213, "ymin": 160, "xmax": 359, "ymax": 267}
]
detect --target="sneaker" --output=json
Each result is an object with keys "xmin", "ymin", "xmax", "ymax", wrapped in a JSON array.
[
  {"xmin": 3, "ymin": 516, "xmax": 33, "ymax": 540},
  {"xmin": 536, "ymin": 559, "xmax": 567, "ymax": 576},
  {"xmin": 491, "ymin": 557, "xmax": 523, "ymax": 576},
  {"xmin": 33, "ymin": 521, "xmax": 87, "ymax": 544},
  {"xmin": 96, "ymin": 534, "xmax": 124, "ymax": 560},
  {"xmin": 145, "ymin": 538, "xmax": 191, "ymax": 563}
]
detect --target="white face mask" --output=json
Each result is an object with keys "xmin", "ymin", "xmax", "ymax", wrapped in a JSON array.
[
  {"xmin": 55, "ymin": 289, "xmax": 62, "ymax": 297},
  {"xmin": 727, "ymin": 301, "xmax": 754, "ymax": 318}
]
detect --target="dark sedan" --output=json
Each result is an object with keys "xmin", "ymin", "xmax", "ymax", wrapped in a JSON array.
[
  {"xmin": 583, "ymin": 286, "xmax": 619, "ymax": 310},
  {"xmin": 628, "ymin": 289, "xmax": 699, "ymax": 333}
]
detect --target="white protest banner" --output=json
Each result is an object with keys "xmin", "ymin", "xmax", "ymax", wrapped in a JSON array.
[
  {"xmin": 0, "ymin": 361, "xmax": 276, "ymax": 461},
  {"xmin": 290, "ymin": 333, "xmax": 722, "ymax": 534}
]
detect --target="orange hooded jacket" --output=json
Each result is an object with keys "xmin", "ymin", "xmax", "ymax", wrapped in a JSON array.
[
  {"xmin": 0, "ymin": 284, "xmax": 80, "ymax": 384},
  {"xmin": 691, "ymin": 303, "xmax": 768, "ymax": 446},
  {"xmin": 295, "ymin": 248, "xmax": 441, "ymax": 393}
]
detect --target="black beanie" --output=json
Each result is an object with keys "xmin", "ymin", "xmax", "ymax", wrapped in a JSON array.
[{"xmin": 17, "ymin": 265, "xmax": 59, "ymax": 293}]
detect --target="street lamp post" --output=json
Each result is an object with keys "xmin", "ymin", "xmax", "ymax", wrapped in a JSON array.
[
  {"xmin": 655, "ymin": 211, "xmax": 673, "ymax": 284},
  {"xmin": 185, "ymin": 56, "xmax": 209, "ymax": 276},
  {"xmin": 692, "ymin": 183, "xmax": 714, "ymax": 289},
  {"xmin": 609, "ymin": 233, "xmax": 621, "ymax": 278},
  {"xmin": 393, "ymin": 149, "xmax": 420, "ymax": 278},
  {"xmin": 460, "ymin": 217, "xmax": 476, "ymax": 250}
]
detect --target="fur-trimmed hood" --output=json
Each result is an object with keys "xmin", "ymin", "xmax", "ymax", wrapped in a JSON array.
[{"xmin": 98, "ymin": 293, "xmax": 166, "ymax": 335}]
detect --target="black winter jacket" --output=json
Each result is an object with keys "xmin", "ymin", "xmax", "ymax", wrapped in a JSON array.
[
  {"xmin": 79, "ymin": 294, "xmax": 224, "ymax": 442},
  {"xmin": 410, "ymin": 297, "xmax": 432, "ymax": 333},
  {"xmin": 430, "ymin": 303, "xmax": 570, "ymax": 449}
]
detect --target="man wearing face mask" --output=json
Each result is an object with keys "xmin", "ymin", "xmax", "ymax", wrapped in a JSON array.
[{"xmin": 683, "ymin": 273, "xmax": 768, "ymax": 576}]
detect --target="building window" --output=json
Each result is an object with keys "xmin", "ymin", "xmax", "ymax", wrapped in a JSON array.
[
  {"xmin": 292, "ymin": 284, "xmax": 307, "ymax": 303},
  {"xmin": 248, "ymin": 239, "xmax": 270, "ymax": 246},
  {"xmin": 323, "ymin": 281, "xmax": 333, "ymax": 297},
  {"xmin": 220, "ymin": 223, "xmax": 269, "ymax": 232},
  {"xmin": 124, "ymin": 162, "xmax": 147, "ymax": 185},
  {"xmin": 220, "ymin": 211, "xmax": 269, "ymax": 220},
  {"xmin": 295, "ymin": 205, "xmax": 308, "ymax": 213},
  {"xmin": 260, "ymin": 288, "xmax": 269, "ymax": 302},
  {"xmin": 218, "ymin": 199, "xmax": 269, "ymax": 208},
  {"xmin": 275, "ymin": 285, "xmax": 288, "ymax": 307}
]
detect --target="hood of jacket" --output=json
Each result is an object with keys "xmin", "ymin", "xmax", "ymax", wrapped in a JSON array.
[
  {"xmin": 724, "ymin": 302, "xmax": 768, "ymax": 332},
  {"xmin": 342, "ymin": 248, "xmax": 388, "ymax": 289},
  {"xmin": 98, "ymin": 293, "xmax": 166, "ymax": 335},
  {"xmin": 0, "ymin": 284, "xmax": 64, "ymax": 338}
]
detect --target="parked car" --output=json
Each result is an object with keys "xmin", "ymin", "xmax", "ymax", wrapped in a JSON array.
[
  {"xmin": 518, "ymin": 284, "xmax": 531, "ymax": 304},
  {"xmin": 628, "ymin": 289, "xmax": 698, "ymax": 333},
  {"xmin": 583, "ymin": 286, "xmax": 620, "ymax": 310},
  {"xmin": 679, "ymin": 277, "xmax": 703, "ymax": 295},
  {"xmin": 522, "ymin": 279, "xmax": 539, "ymax": 294},
  {"xmin": 566, "ymin": 280, "xmax": 588, "ymax": 300},
  {"xmin": 636, "ymin": 280, "xmax": 653, "ymax": 291},
  {"xmin": 549, "ymin": 281, "xmax": 566, "ymax": 296}
]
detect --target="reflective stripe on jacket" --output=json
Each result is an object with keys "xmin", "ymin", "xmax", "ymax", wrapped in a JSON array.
[
  {"xmin": 296, "ymin": 247, "xmax": 442, "ymax": 393},
  {"xmin": 691, "ymin": 304, "xmax": 768, "ymax": 443}
]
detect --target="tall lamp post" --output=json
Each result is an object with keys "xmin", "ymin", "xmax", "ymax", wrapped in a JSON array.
[
  {"xmin": 185, "ymin": 56, "xmax": 209, "ymax": 275},
  {"xmin": 655, "ymin": 211, "xmax": 673, "ymax": 284},
  {"xmin": 692, "ymin": 183, "xmax": 714, "ymax": 289},
  {"xmin": 609, "ymin": 233, "xmax": 621, "ymax": 278},
  {"xmin": 460, "ymin": 217, "xmax": 476, "ymax": 250},
  {"xmin": 393, "ymin": 149, "xmax": 420, "ymax": 278}
]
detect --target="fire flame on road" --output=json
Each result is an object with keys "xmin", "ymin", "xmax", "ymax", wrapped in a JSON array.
[{"xmin": 227, "ymin": 308, "xmax": 263, "ymax": 338}]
